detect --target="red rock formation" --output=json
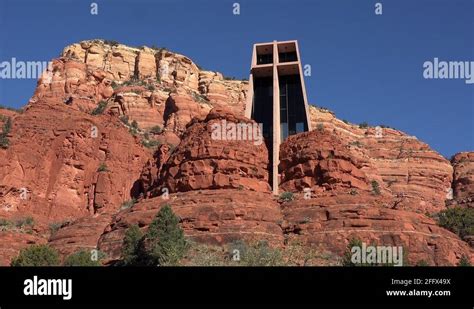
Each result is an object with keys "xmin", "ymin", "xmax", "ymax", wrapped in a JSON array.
[
  {"xmin": 162, "ymin": 93, "xmax": 211, "ymax": 134},
  {"xmin": 48, "ymin": 213, "xmax": 113, "ymax": 260},
  {"xmin": 98, "ymin": 190, "xmax": 283, "ymax": 262},
  {"xmin": 281, "ymin": 193, "xmax": 473, "ymax": 266},
  {"xmin": 31, "ymin": 58, "xmax": 114, "ymax": 113},
  {"xmin": 0, "ymin": 231, "xmax": 46, "ymax": 266},
  {"xmin": 159, "ymin": 108, "xmax": 271, "ymax": 193},
  {"xmin": 451, "ymin": 152, "xmax": 474, "ymax": 208},
  {"xmin": 279, "ymin": 130, "xmax": 371, "ymax": 193},
  {"xmin": 139, "ymin": 144, "xmax": 171, "ymax": 196},
  {"xmin": 0, "ymin": 98, "xmax": 151, "ymax": 227},
  {"xmin": 61, "ymin": 40, "xmax": 248, "ymax": 132},
  {"xmin": 308, "ymin": 106, "xmax": 453, "ymax": 214}
]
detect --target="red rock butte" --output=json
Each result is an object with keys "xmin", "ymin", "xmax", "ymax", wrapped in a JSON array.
[{"xmin": 0, "ymin": 39, "xmax": 472, "ymax": 266}]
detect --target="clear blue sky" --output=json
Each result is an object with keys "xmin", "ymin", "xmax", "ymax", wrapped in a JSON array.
[{"xmin": 0, "ymin": 0, "xmax": 472, "ymax": 157}]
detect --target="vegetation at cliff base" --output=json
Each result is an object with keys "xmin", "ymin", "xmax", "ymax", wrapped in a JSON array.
[
  {"xmin": 0, "ymin": 117, "xmax": 12, "ymax": 149},
  {"xmin": 436, "ymin": 207, "xmax": 474, "ymax": 240},
  {"xmin": 11, "ymin": 244, "xmax": 60, "ymax": 266},
  {"xmin": 458, "ymin": 255, "xmax": 471, "ymax": 267},
  {"xmin": 279, "ymin": 191, "xmax": 294, "ymax": 202},
  {"xmin": 120, "ymin": 204, "xmax": 188, "ymax": 266},
  {"xmin": 91, "ymin": 100, "xmax": 108, "ymax": 115},
  {"xmin": 64, "ymin": 249, "xmax": 104, "ymax": 266}
]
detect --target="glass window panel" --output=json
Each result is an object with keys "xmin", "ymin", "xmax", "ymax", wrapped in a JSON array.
[
  {"xmin": 296, "ymin": 122, "xmax": 304, "ymax": 133},
  {"xmin": 281, "ymin": 123, "xmax": 288, "ymax": 140}
]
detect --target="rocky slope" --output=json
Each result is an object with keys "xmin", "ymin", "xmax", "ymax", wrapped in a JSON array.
[
  {"xmin": 451, "ymin": 152, "xmax": 474, "ymax": 208},
  {"xmin": 0, "ymin": 39, "xmax": 472, "ymax": 266}
]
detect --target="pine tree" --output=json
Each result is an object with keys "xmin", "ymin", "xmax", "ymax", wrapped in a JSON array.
[
  {"xmin": 121, "ymin": 224, "xmax": 144, "ymax": 265},
  {"xmin": 146, "ymin": 204, "xmax": 187, "ymax": 266}
]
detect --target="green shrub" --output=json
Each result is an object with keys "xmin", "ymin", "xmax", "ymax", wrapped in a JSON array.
[
  {"xmin": 111, "ymin": 81, "xmax": 119, "ymax": 89},
  {"xmin": 49, "ymin": 221, "xmax": 68, "ymax": 235},
  {"xmin": 129, "ymin": 127, "xmax": 139, "ymax": 136},
  {"xmin": 119, "ymin": 115, "xmax": 129, "ymax": 125},
  {"xmin": 185, "ymin": 242, "xmax": 227, "ymax": 266},
  {"xmin": 3, "ymin": 117, "xmax": 11, "ymax": 132},
  {"xmin": 103, "ymin": 39, "xmax": 119, "ymax": 46},
  {"xmin": 63, "ymin": 249, "xmax": 104, "ymax": 266},
  {"xmin": 147, "ymin": 84, "xmax": 155, "ymax": 91},
  {"xmin": 11, "ymin": 244, "xmax": 60, "ymax": 266},
  {"xmin": 342, "ymin": 238, "xmax": 407, "ymax": 266},
  {"xmin": 234, "ymin": 240, "xmax": 284, "ymax": 266},
  {"xmin": 97, "ymin": 163, "xmax": 108, "ymax": 172},
  {"xmin": 16, "ymin": 216, "xmax": 34, "ymax": 229},
  {"xmin": 123, "ymin": 77, "xmax": 145, "ymax": 87},
  {"xmin": 359, "ymin": 122, "xmax": 369, "ymax": 128},
  {"xmin": 120, "ymin": 198, "xmax": 137, "ymax": 210},
  {"xmin": 190, "ymin": 91, "xmax": 209, "ymax": 103},
  {"xmin": 415, "ymin": 260, "xmax": 430, "ymax": 266},
  {"xmin": 349, "ymin": 141, "xmax": 362, "ymax": 147},
  {"xmin": 91, "ymin": 101, "xmax": 108, "ymax": 115},
  {"xmin": 0, "ymin": 117, "xmax": 12, "ymax": 149},
  {"xmin": 279, "ymin": 191, "xmax": 294, "ymax": 202},
  {"xmin": 149, "ymin": 125, "xmax": 162, "ymax": 134},
  {"xmin": 371, "ymin": 180, "xmax": 381, "ymax": 195},
  {"xmin": 342, "ymin": 238, "xmax": 364, "ymax": 266},
  {"xmin": 0, "ymin": 218, "xmax": 11, "ymax": 226},
  {"xmin": 141, "ymin": 139, "xmax": 161, "ymax": 148},
  {"xmin": 0, "ymin": 218, "xmax": 13, "ymax": 230},
  {"xmin": 121, "ymin": 224, "xmax": 144, "ymax": 266},
  {"xmin": 121, "ymin": 224, "xmax": 144, "ymax": 265},
  {"xmin": 145, "ymin": 204, "xmax": 188, "ymax": 266},
  {"xmin": 437, "ymin": 207, "xmax": 474, "ymax": 240},
  {"xmin": 0, "ymin": 135, "xmax": 9, "ymax": 149},
  {"xmin": 316, "ymin": 123, "xmax": 324, "ymax": 131},
  {"xmin": 458, "ymin": 255, "xmax": 471, "ymax": 267}
]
